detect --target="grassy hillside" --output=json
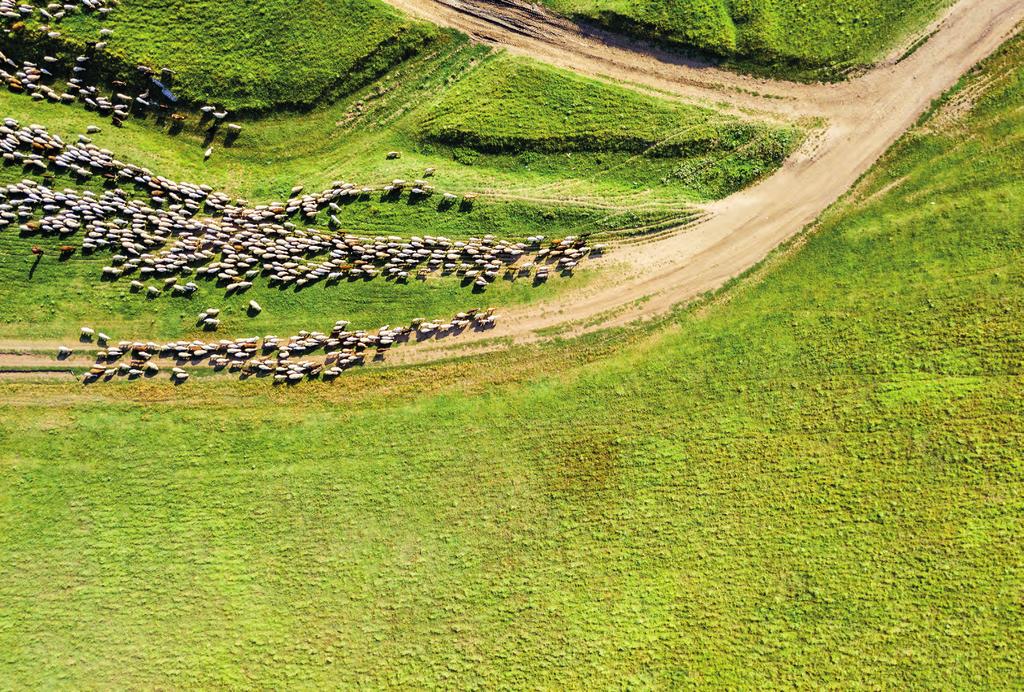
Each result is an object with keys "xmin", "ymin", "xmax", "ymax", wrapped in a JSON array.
[
  {"xmin": 542, "ymin": 0, "xmax": 949, "ymax": 79},
  {"xmin": 1, "ymin": 27, "xmax": 1021, "ymax": 690},
  {"xmin": 419, "ymin": 54, "xmax": 799, "ymax": 198},
  {"xmin": 20, "ymin": 0, "xmax": 438, "ymax": 111},
  {"xmin": 0, "ymin": 34, "xmax": 782, "ymax": 210}
]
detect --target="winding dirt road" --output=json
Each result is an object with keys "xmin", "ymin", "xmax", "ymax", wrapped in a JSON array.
[
  {"xmin": 374, "ymin": 0, "xmax": 1024, "ymax": 365},
  {"xmin": 2, "ymin": 0, "xmax": 1022, "ymax": 372}
]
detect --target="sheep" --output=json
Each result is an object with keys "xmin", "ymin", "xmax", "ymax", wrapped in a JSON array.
[{"xmin": 2, "ymin": 123, "xmax": 592, "ymax": 384}]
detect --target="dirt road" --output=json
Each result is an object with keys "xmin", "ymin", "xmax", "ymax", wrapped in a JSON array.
[
  {"xmin": 383, "ymin": 0, "xmax": 825, "ymax": 117},
  {"xmin": 372, "ymin": 0, "xmax": 1024, "ymax": 365}
]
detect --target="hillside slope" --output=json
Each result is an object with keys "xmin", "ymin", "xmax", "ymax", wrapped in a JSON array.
[
  {"xmin": 20, "ymin": 0, "xmax": 438, "ymax": 111},
  {"xmin": 541, "ymin": 0, "xmax": 948, "ymax": 78}
]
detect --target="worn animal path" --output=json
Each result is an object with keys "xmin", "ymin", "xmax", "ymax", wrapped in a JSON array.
[{"xmin": 370, "ymin": 0, "xmax": 1024, "ymax": 366}]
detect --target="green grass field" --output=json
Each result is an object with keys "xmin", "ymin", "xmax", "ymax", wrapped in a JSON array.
[
  {"xmin": 419, "ymin": 54, "xmax": 799, "ymax": 199},
  {"xmin": 541, "ymin": 0, "xmax": 949, "ymax": 78},
  {"xmin": 0, "ymin": 24, "xmax": 1020, "ymax": 690}
]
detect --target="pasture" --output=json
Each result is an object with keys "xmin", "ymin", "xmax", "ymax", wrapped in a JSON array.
[{"xmin": 0, "ymin": 24, "xmax": 1021, "ymax": 689}]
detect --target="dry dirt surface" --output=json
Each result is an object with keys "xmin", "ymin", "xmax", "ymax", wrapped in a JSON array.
[
  {"xmin": 2, "ymin": 0, "xmax": 1023, "ymax": 374},
  {"xmin": 372, "ymin": 0, "xmax": 1024, "ymax": 366},
  {"xmin": 384, "ymin": 0, "xmax": 822, "ymax": 117}
]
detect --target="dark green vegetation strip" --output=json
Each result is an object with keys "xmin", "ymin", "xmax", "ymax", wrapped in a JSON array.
[
  {"xmin": 1, "ymin": 23, "xmax": 1022, "ymax": 691},
  {"xmin": 541, "ymin": 0, "xmax": 949, "ymax": 79}
]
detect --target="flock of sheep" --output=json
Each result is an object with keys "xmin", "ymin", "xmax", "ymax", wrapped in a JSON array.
[
  {"xmin": 0, "ymin": 117, "xmax": 596, "ymax": 383},
  {"xmin": 72, "ymin": 308, "xmax": 499, "ymax": 384},
  {"xmin": 0, "ymin": 0, "xmax": 238, "ymax": 146},
  {"xmin": 0, "ymin": 2, "xmax": 602, "ymax": 385},
  {"xmin": 1, "ymin": 119, "xmax": 596, "ymax": 298}
]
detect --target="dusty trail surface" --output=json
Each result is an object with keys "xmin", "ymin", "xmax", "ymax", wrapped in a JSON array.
[
  {"xmin": 2, "ymin": 0, "xmax": 1022, "ymax": 374},
  {"xmin": 372, "ymin": 0, "xmax": 1024, "ymax": 366},
  {"xmin": 384, "ymin": 0, "xmax": 823, "ymax": 116}
]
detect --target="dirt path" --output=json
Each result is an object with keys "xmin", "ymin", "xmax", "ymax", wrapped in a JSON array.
[
  {"xmin": 2, "ymin": 0, "xmax": 1022, "ymax": 375},
  {"xmin": 371, "ymin": 0, "xmax": 1024, "ymax": 366},
  {"xmin": 383, "ymin": 0, "xmax": 825, "ymax": 117}
]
